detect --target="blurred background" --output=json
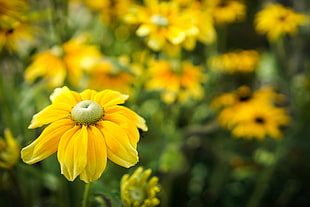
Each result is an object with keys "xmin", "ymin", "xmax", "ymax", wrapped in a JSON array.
[{"xmin": 1, "ymin": 0, "xmax": 310, "ymax": 206}]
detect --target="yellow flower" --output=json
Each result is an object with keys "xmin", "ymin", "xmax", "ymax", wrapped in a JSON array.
[
  {"xmin": 212, "ymin": 86, "xmax": 290, "ymax": 139},
  {"xmin": 0, "ymin": 19, "xmax": 35, "ymax": 52},
  {"xmin": 124, "ymin": 0, "xmax": 199, "ymax": 51},
  {"xmin": 24, "ymin": 46, "xmax": 67, "ymax": 88},
  {"xmin": 181, "ymin": 2, "xmax": 216, "ymax": 50},
  {"xmin": 146, "ymin": 60, "xmax": 206, "ymax": 103},
  {"xmin": 254, "ymin": 4, "xmax": 308, "ymax": 41},
  {"xmin": 209, "ymin": 50, "xmax": 260, "ymax": 73},
  {"xmin": 231, "ymin": 102, "xmax": 290, "ymax": 139},
  {"xmin": 21, "ymin": 86, "xmax": 147, "ymax": 183},
  {"xmin": 87, "ymin": 59, "xmax": 135, "ymax": 94},
  {"xmin": 206, "ymin": 0, "xmax": 246, "ymax": 25},
  {"xmin": 121, "ymin": 167, "xmax": 160, "ymax": 207},
  {"xmin": 0, "ymin": 129, "xmax": 20, "ymax": 169},
  {"xmin": 0, "ymin": 0, "xmax": 27, "ymax": 29},
  {"xmin": 24, "ymin": 35, "xmax": 102, "ymax": 88}
]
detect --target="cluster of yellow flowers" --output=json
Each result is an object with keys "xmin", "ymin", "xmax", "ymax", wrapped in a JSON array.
[
  {"xmin": 209, "ymin": 50, "xmax": 260, "ymax": 73},
  {"xmin": 212, "ymin": 86, "xmax": 291, "ymax": 140}
]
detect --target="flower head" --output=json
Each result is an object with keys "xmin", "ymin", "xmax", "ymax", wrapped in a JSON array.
[
  {"xmin": 212, "ymin": 86, "xmax": 290, "ymax": 140},
  {"xmin": 0, "ymin": 129, "xmax": 20, "ymax": 169},
  {"xmin": 21, "ymin": 86, "xmax": 147, "ymax": 183},
  {"xmin": 24, "ymin": 35, "xmax": 102, "ymax": 88},
  {"xmin": 121, "ymin": 167, "xmax": 160, "ymax": 207},
  {"xmin": 124, "ymin": 0, "xmax": 199, "ymax": 51},
  {"xmin": 206, "ymin": 0, "xmax": 246, "ymax": 25},
  {"xmin": 255, "ymin": 4, "xmax": 308, "ymax": 41},
  {"xmin": 209, "ymin": 50, "xmax": 260, "ymax": 73},
  {"xmin": 146, "ymin": 60, "xmax": 207, "ymax": 104}
]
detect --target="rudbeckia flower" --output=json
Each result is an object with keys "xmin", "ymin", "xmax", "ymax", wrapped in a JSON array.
[
  {"xmin": 24, "ymin": 35, "xmax": 102, "ymax": 88},
  {"xmin": 212, "ymin": 86, "xmax": 290, "ymax": 140},
  {"xmin": 209, "ymin": 50, "xmax": 260, "ymax": 73},
  {"xmin": 0, "ymin": 129, "xmax": 20, "ymax": 169},
  {"xmin": 255, "ymin": 4, "xmax": 308, "ymax": 41},
  {"xmin": 146, "ymin": 60, "xmax": 207, "ymax": 104},
  {"xmin": 21, "ymin": 86, "xmax": 148, "ymax": 183},
  {"xmin": 121, "ymin": 167, "xmax": 160, "ymax": 207},
  {"xmin": 206, "ymin": 0, "xmax": 246, "ymax": 25},
  {"xmin": 124, "ymin": 0, "xmax": 199, "ymax": 51}
]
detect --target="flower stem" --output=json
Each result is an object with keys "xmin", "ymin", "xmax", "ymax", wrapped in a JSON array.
[{"xmin": 82, "ymin": 182, "xmax": 93, "ymax": 207}]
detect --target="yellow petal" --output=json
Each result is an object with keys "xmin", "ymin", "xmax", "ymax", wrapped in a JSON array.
[
  {"xmin": 80, "ymin": 126, "xmax": 107, "ymax": 183},
  {"xmin": 28, "ymin": 104, "xmax": 71, "ymax": 129},
  {"xmin": 21, "ymin": 119, "xmax": 74, "ymax": 164},
  {"xmin": 50, "ymin": 86, "xmax": 81, "ymax": 104},
  {"xmin": 98, "ymin": 121, "xmax": 138, "ymax": 168},
  {"xmin": 94, "ymin": 89, "xmax": 129, "ymax": 108},
  {"xmin": 57, "ymin": 125, "xmax": 88, "ymax": 181},
  {"xmin": 103, "ymin": 112, "xmax": 139, "ymax": 148},
  {"xmin": 80, "ymin": 89, "xmax": 98, "ymax": 100}
]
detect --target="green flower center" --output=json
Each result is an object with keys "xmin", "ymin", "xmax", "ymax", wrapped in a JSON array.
[
  {"xmin": 71, "ymin": 100, "xmax": 104, "ymax": 125},
  {"xmin": 129, "ymin": 186, "xmax": 145, "ymax": 203},
  {"xmin": 151, "ymin": 14, "xmax": 169, "ymax": 26}
]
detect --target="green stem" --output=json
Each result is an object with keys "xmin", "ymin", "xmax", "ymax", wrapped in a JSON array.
[
  {"xmin": 246, "ymin": 144, "xmax": 285, "ymax": 207},
  {"xmin": 82, "ymin": 182, "xmax": 93, "ymax": 207}
]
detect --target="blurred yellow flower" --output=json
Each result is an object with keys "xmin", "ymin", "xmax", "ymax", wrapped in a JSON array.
[
  {"xmin": 121, "ymin": 167, "xmax": 160, "ymax": 207},
  {"xmin": 0, "ymin": 0, "xmax": 27, "ymax": 29},
  {"xmin": 21, "ymin": 86, "xmax": 147, "ymax": 183},
  {"xmin": 181, "ymin": 3, "xmax": 216, "ymax": 50},
  {"xmin": 146, "ymin": 60, "xmax": 207, "ymax": 104},
  {"xmin": 209, "ymin": 50, "xmax": 260, "ymax": 73},
  {"xmin": 255, "ymin": 4, "xmax": 308, "ymax": 41},
  {"xmin": 206, "ymin": 0, "xmax": 246, "ymax": 25},
  {"xmin": 24, "ymin": 35, "xmax": 102, "ymax": 88},
  {"xmin": 124, "ymin": 0, "xmax": 199, "ymax": 51},
  {"xmin": 87, "ymin": 58, "xmax": 135, "ymax": 94},
  {"xmin": 231, "ymin": 102, "xmax": 290, "ymax": 139},
  {"xmin": 212, "ymin": 86, "xmax": 290, "ymax": 139},
  {"xmin": 0, "ymin": 129, "xmax": 20, "ymax": 169},
  {"xmin": 0, "ymin": 15, "xmax": 36, "ymax": 52}
]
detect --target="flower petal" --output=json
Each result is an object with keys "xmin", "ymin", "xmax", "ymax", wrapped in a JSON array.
[
  {"xmin": 57, "ymin": 125, "xmax": 88, "ymax": 181},
  {"xmin": 50, "ymin": 86, "xmax": 81, "ymax": 105},
  {"xmin": 97, "ymin": 121, "xmax": 138, "ymax": 168},
  {"xmin": 94, "ymin": 89, "xmax": 129, "ymax": 108},
  {"xmin": 28, "ymin": 104, "xmax": 71, "ymax": 129},
  {"xmin": 80, "ymin": 89, "xmax": 98, "ymax": 100},
  {"xmin": 80, "ymin": 126, "xmax": 107, "ymax": 183},
  {"xmin": 21, "ymin": 119, "xmax": 74, "ymax": 164}
]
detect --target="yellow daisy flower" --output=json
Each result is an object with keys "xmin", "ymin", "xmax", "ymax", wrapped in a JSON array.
[
  {"xmin": 206, "ymin": 0, "xmax": 246, "ymax": 25},
  {"xmin": 0, "ymin": 129, "xmax": 20, "ymax": 169},
  {"xmin": 231, "ymin": 102, "xmax": 290, "ymax": 139},
  {"xmin": 87, "ymin": 58, "xmax": 135, "ymax": 94},
  {"xmin": 146, "ymin": 60, "xmax": 206, "ymax": 103},
  {"xmin": 124, "ymin": 0, "xmax": 199, "ymax": 51},
  {"xmin": 24, "ymin": 35, "xmax": 102, "ymax": 88},
  {"xmin": 255, "ymin": 4, "xmax": 308, "ymax": 41},
  {"xmin": 212, "ymin": 86, "xmax": 290, "ymax": 140},
  {"xmin": 0, "ymin": 0, "xmax": 27, "ymax": 29},
  {"xmin": 209, "ymin": 50, "xmax": 260, "ymax": 73},
  {"xmin": 0, "ymin": 19, "xmax": 35, "ymax": 52},
  {"xmin": 121, "ymin": 167, "xmax": 160, "ymax": 207},
  {"xmin": 21, "ymin": 86, "xmax": 148, "ymax": 183},
  {"xmin": 24, "ymin": 46, "xmax": 67, "ymax": 88}
]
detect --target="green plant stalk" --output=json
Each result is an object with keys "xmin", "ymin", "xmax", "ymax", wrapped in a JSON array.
[
  {"xmin": 82, "ymin": 182, "xmax": 93, "ymax": 207},
  {"xmin": 246, "ymin": 144, "xmax": 285, "ymax": 207}
]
